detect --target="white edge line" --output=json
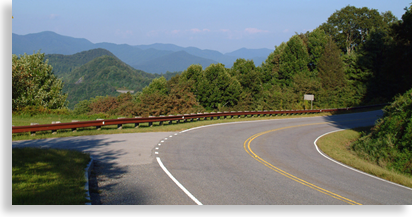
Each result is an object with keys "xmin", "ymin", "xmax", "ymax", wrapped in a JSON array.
[
  {"xmin": 314, "ymin": 129, "xmax": 412, "ymax": 191},
  {"xmin": 84, "ymin": 156, "xmax": 93, "ymax": 205},
  {"xmin": 156, "ymin": 157, "xmax": 203, "ymax": 205}
]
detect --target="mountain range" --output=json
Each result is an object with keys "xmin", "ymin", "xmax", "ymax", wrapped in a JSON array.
[{"xmin": 12, "ymin": 31, "xmax": 273, "ymax": 73}]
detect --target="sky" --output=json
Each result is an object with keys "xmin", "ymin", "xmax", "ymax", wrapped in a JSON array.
[{"xmin": 11, "ymin": 0, "xmax": 412, "ymax": 53}]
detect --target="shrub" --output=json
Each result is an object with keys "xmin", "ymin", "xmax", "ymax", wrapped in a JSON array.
[{"xmin": 351, "ymin": 88, "xmax": 412, "ymax": 175}]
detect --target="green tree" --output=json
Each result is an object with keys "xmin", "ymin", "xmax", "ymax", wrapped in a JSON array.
[
  {"xmin": 321, "ymin": 5, "xmax": 390, "ymax": 55},
  {"xmin": 230, "ymin": 59, "xmax": 262, "ymax": 100},
  {"xmin": 306, "ymin": 28, "xmax": 329, "ymax": 73},
  {"xmin": 141, "ymin": 76, "xmax": 169, "ymax": 96},
  {"xmin": 12, "ymin": 51, "xmax": 67, "ymax": 110},
  {"xmin": 179, "ymin": 64, "xmax": 203, "ymax": 96},
  {"xmin": 278, "ymin": 35, "xmax": 310, "ymax": 85},
  {"xmin": 197, "ymin": 63, "xmax": 241, "ymax": 110},
  {"xmin": 317, "ymin": 38, "xmax": 350, "ymax": 107},
  {"xmin": 260, "ymin": 42, "xmax": 286, "ymax": 84}
]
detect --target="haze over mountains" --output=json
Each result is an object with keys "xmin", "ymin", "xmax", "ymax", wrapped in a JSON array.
[{"xmin": 12, "ymin": 31, "xmax": 273, "ymax": 73}]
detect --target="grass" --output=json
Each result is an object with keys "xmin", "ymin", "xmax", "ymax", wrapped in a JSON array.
[
  {"xmin": 316, "ymin": 127, "xmax": 412, "ymax": 189},
  {"xmin": 12, "ymin": 147, "xmax": 91, "ymax": 205}
]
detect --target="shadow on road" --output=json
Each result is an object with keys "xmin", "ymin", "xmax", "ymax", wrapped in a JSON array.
[{"xmin": 320, "ymin": 110, "xmax": 383, "ymax": 130}]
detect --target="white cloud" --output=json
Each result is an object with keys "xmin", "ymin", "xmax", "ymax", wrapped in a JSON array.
[
  {"xmin": 283, "ymin": 29, "xmax": 290, "ymax": 33},
  {"xmin": 190, "ymin": 28, "xmax": 211, "ymax": 33},
  {"xmin": 171, "ymin": 30, "xmax": 181, "ymax": 34},
  {"xmin": 219, "ymin": 29, "xmax": 231, "ymax": 33},
  {"xmin": 191, "ymin": 28, "xmax": 201, "ymax": 33},
  {"xmin": 244, "ymin": 28, "xmax": 269, "ymax": 34}
]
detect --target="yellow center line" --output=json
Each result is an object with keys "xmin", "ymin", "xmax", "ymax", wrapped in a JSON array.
[{"xmin": 243, "ymin": 119, "xmax": 372, "ymax": 205}]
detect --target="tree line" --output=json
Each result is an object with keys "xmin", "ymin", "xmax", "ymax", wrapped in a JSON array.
[{"xmin": 12, "ymin": 5, "xmax": 412, "ymax": 118}]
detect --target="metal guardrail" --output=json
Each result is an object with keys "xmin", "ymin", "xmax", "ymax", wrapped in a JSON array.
[{"xmin": 12, "ymin": 104, "xmax": 387, "ymax": 134}]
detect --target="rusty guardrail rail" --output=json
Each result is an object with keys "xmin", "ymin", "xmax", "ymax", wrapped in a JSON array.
[{"xmin": 12, "ymin": 104, "xmax": 387, "ymax": 134}]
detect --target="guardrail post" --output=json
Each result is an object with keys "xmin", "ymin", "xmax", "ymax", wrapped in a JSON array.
[
  {"xmin": 30, "ymin": 123, "xmax": 38, "ymax": 136},
  {"xmin": 96, "ymin": 119, "xmax": 104, "ymax": 130},
  {"xmin": 230, "ymin": 111, "xmax": 235, "ymax": 119},
  {"xmin": 149, "ymin": 116, "xmax": 155, "ymax": 127},
  {"xmin": 168, "ymin": 115, "xmax": 174, "ymax": 124},
  {"xmin": 134, "ymin": 116, "xmax": 141, "ymax": 128},
  {"xmin": 190, "ymin": 113, "xmax": 196, "ymax": 122},
  {"xmin": 196, "ymin": 113, "xmax": 202, "ymax": 121},
  {"xmin": 117, "ymin": 117, "xmax": 125, "ymax": 129},
  {"xmin": 159, "ymin": 115, "xmax": 165, "ymax": 126},
  {"xmin": 71, "ymin": 120, "xmax": 79, "ymax": 132},
  {"xmin": 51, "ymin": 121, "xmax": 61, "ymax": 134},
  {"xmin": 210, "ymin": 112, "xmax": 216, "ymax": 120}
]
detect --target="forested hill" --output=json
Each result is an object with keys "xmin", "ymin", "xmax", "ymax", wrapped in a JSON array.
[
  {"xmin": 45, "ymin": 48, "xmax": 115, "ymax": 78},
  {"xmin": 62, "ymin": 55, "xmax": 157, "ymax": 108}
]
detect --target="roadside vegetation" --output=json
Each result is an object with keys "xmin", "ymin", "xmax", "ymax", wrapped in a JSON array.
[
  {"xmin": 317, "ymin": 127, "xmax": 412, "ymax": 189},
  {"xmin": 351, "ymin": 88, "xmax": 412, "ymax": 177},
  {"xmin": 317, "ymin": 88, "xmax": 412, "ymax": 188},
  {"xmin": 12, "ymin": 147, "xmax": 91, "ymax": 205}
]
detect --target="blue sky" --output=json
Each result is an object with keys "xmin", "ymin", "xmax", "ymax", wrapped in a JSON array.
[{"xmin": 11, "ymin": 0, "xmax": 412, "ymax": 53}]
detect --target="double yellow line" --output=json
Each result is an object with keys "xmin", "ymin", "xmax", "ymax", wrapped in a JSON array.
[{"xmin": 243, "ymin": 122, "xmax": 363, "ymax": 205}]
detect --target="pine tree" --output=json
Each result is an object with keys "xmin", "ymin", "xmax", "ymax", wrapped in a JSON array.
[
  {"xmin": 278, "ymin": 35, "xmax": 310, "ymax": 86},
  {"xmin": 317, "ymin": 38, "xmax": 349, "ymax": 107}
]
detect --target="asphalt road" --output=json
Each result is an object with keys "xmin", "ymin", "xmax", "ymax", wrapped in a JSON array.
[{"xmin": 12, "ymin": 110, "xmax": 412, "ymax": 205}]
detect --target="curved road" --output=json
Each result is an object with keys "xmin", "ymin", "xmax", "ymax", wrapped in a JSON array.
[{"xmin": 12, "ymin": 110, "xmax": 412, "ymax": 205}]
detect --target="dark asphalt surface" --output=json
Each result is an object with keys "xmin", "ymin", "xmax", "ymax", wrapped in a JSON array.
[{"xmin": 12, "ymin": 111, "xmax": 412, "ymax": 205}]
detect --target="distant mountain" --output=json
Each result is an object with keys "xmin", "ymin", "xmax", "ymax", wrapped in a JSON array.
[
  {"xmin": 225, "ymin": 48, "xmax": 273, "ymax": 59},
  {"xmin": 12, "ymin": 31, "xmax": 95, "ymax": 55},
  {"xmin": 13, "ymin": 31, "xmax": 274, "ymax": 73},
  {"xmin": 132, "ymin": 50, "xmax": 218, "ymax": 74},
  {"xmin": 91, "ymin": 42, "xmax": 173, "ymax": 66},
  {"xmin": 134, "ymin": 43, "xmax": 271, "ymax": 66},
  {"xmin": 135, "ymin": 43, "xmax": 184, "ymax": 52},
  {"xmin": 134, "ymin": 43, "xmax": 238, "ymax": 66},
  {"xmin": 62, "ymin": 55, "xmax": 157, "ymax": 108}
]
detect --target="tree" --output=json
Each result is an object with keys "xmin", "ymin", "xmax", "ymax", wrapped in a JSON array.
[
  {"xmin": 197, "ymin": 63, "xmax": 241, "ymax": 110},
  {"xmin": 12, "ymin": 51, "xmax": 67, "ymax": 110},
  {"xmin": 306, "ymin": 28, "xmax": 329, "ymax": 73},
  {"xmin": 141, "ymin": 76, "xmax": 168, "ymax": 96},
  {"xmin": 179, "ymin": 64, "xmax": 203, "ymax": 96},
  {"xmin": 230, "ymin": 59, "xmax": 262, "ymax": 100},
  {"xmin": 260, "ymin": 42, "xmax": 286, "ymax": 84},
  {"xmin": 278, "ymin": 35, "xmax": 310, "ymax": 86},
  {"xmin": 317, "ymin": 38, "xmax": 350, "ymax": 107},
  {"xmin": 321, "ymin": 5, "xmax": 389, "ymax": 55}
]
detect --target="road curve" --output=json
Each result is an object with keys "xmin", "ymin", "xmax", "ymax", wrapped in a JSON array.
[
  {"xmin": 12, "ymin": 110, "xmax": 412, "ymax": 205},
  {"xmin": 156, "ymin": 110, "xmax": 412, "ymax": 205}
]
